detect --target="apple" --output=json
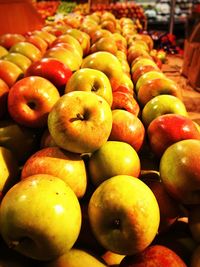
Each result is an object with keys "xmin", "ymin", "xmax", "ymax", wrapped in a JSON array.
[
  {"xmin": 48, "ymin": 91, "xmax": 113, "ymax": 154},
  {"xmin": 88, "ymin": 141, "xmax": 141, "ymax": 186},
  {"xmin": 143, "ymin": 179, "xmax": 181, "ymax": 233},
  {"xmin": 0, "ymin": 78, "xmax": 9, "ymax": 118},
  {"xmin": 131, "ymin": 57, "xmax": 157, "ymax": 74},
  {"xmin": 127, "ymin": 33, "xmax": 154, "ymax": 51},
  {"xmin": 147, "ymin": 114, "xmax": 200, "ymax": 158},
  {"xmin": 90, "ymin": 36, "xmax": 118, "ymax": 56},
  {"xmin": 88, "ymin": 175, "xmax": 160, "ymax": 255},
  {"xmin": 3, "ymin": 52, "xmax": 32, "ymax": 73},
  {"xmin": 31, "ymin": 30, "xmax": 56, "ymax": 47},
  {"xmin": 40, "ymin": 128, "xmax": 57, "ymax": 148},
  {"xmin": 0, "ymin": 146, "xmax": 19, "ymax": 200},
  {"xmin": 25, "ymin": 58, "xmax": 73, "ymax": 94},
  {"xmin": 0, "ymin": 33, "xmax": 26, "ymax": 49},
  {"xmin": 43, "ymin": 46, "xmax": 82, "ymax": 72},
  {"xmin": 50, "ymin": 33, "xmax": 83, "ymax": 58},
  {"xmin": 138, "ymin": 77, "xmax": 182, "ymax": 107},
  {"xmin": 91, "ymin": 29, "xmax": 113, "ymax": 45},
  {"xmin": 42, "ymin": 248, "xmax": 107, "ymax": 267},
  {"xmin": 81, "ymin": 51, "xmax": 124, "ymax": 91},
  {"xmin": 0, "ymin": 174, "xmax": 82, "ymax": 261},
  {"xmin": 132, "ymin": 64, "xmax": 160, "ymax": 85},
  {"xmin": 119, "ymin": 244, "xmax": 187, "ymax": 267},
  {"xmin": 135, "ymin": 71, "xmax": 165, "ymax": 94},
  {"xmin": 65, "ymin": 68, "xmax": 113, "ymax": 106},
  {"xmin": 21, "ymin": 146, "xmax": 87, "ymax": 199},
  {"xmin": 9, "ymin": 42, "xmax": 42, "ymax": 62},
  {"xmin": 65, "ymin": 28, "xmax": 90, "ymax": 56},
  {"xmin": 0, "ymin": 45, "xmax": 8, "ymax": 58},
  {"xmin": 109, "ymin": 109, "xmax": 145, "ymax": 152},
  {"xmin": 0, "ymin": 59, "xmax": 24, "ymax": 87},
  {"xmin": 101, "ymin": 250, "xmax": 125, "ymax": 266},
  {"xmin": 25, "ymin": 34, "xmax": 48, "ymax": 55},
  {"xmin": 8, "ymin": 76, "xmax": 60, "ymax": 128},
  {"xmin": 159, "ymin": 139, "xmax": 200, "ymax": 205},
  {"xmin": 112, "ymin": 91, "xmax": 140, "ymax": 116},
  {"xmin": 142, "ymin": 95, "xmax": 188, "ymax": 127},
  {"xmin": 0, "ymin": 119, "xmax": 40, "ymax": 165},
  {"xmin": 127, "ymin": 48, "xmax": 150, "ymax": 66}
]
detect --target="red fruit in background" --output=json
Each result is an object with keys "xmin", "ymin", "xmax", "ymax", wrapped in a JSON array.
[
  {"xmin": 25, "ymin": 58, "xmax": 73, "ymax": 94},
  {"xmin": 119, "ymin": 245, "xmax": 187, "ymax": 267},
  {"xmin": 112, "ymin": 91, "xmax": 140, "ymax": 116},
  {"xmin": 147, "ymin": 114, "xmax": 200, "ymax": 158},
  {"xmin": 8, "ymin": 76, "xmax": 60, "ymax": 128},
  {"xmin": 0, "ymin": 78, "xmax": 9, "ymax": 119},
  {"xmin": 109, "ymin": 109, "xmax": 145, "ymax": 152},
  {"xmin": 0, "ymin": 33, "xmax": 26, "ymax": 49}
]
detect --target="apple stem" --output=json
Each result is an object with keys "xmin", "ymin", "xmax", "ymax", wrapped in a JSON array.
[
  {"xmin": 113, "ymin": 218, "xmax": 121, "ymax": 229},
  {"xmin": 76, "ymin": 113, "xmax": 84, "ymax": 120}
]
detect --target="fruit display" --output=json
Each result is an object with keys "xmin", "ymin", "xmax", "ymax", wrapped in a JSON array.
[{"xmin": 0, "ymin": 8, "xmax": 200, "ymax": 267}]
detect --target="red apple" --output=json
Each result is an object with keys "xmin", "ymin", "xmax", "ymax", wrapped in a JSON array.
[
  {"xmin": 112, "ymin": 91, "xmax": 140, "ymax": 116},
  {"xmin": 0, "ymin": 78, "xmax": 9, "ymax": 118},
  {"xmin": 137, "ymin": 77, "xmax": 182, "ymax": 107},
  {"xmin": 8, "ymin": 76, "xmax": 60, "ymax": 128},
  {"xmin": 0, "ymin": 59, "xmax": 24, "ymax": 88},
  {"xmin": 21, "ymin": 146, "xmax": 87, "ymax": 199},
  {"xmin": 0, "ymin": 33, "xmax": 26, "ymax": 49},
  {"xmin": 147, "ymin": 114, "xmax": 200, "ymax": 158},
  {"xmin": 132, "ymin": 64, "xmax": 160, "ymax": 85},
  {"xmin": 25, "ymin": 34, "xmax": 48, "ymax": 55},
  {"xmin": 159, "ymin": 139, "xmax": 200, "ymax": 205},
  {"xmin": 119, "ymin": 245, "xmax": 187, "ymax": 267},
  {"xmin": 109, "ymin": 109, "xmax": 145, "ymax": 152},
  {"xmin": 25, "ymin": 58, "xmax": 73, "ymax": 94}
]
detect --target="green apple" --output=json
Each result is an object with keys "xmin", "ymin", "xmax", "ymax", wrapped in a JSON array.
[
  {"xmin": 159, "ymin": 139, "xmax": 200, "ymax": 205},
  {"xmin": 48, "ymin": 91, "xmax": 112, "ymax": 154},
  {"xmin": 9, "ymin": 42, "xmax": 42, "ymax": 62},
  {"xmin": 42, "ymin": 248, "xmax": 107, "ymax": 267},
  {"xmin": 0, "ymin": 119, "xmax": 40, "ymax": 165},
  {"xmin": 0, "ymin": 146, "xmax": 18, "ymax": 199},
  {"xmin": 81, "ymin": 51, "xmax": 124, "ymax": 91},
  {"xmin": 65, "ymin": 68, "xmax": 113, "ymax": 106},
  {"xmin": 0, "ymin": 174, "xmax": 82, "ymax": 261},
  {"xmin": 142, "ymin": 95, "xmax": 188, "ymax": 127},
  {"xmin": 88, "ymin": 175, "xmax": 160, "ymax": 255},
  {"xmin": 21, "ymin": 146, "xmax": 87, "ymax": 199},
  {"xmin": 3, "ymin": 52, "xmax": 32, "ymax": 73},
  {"xmin": 88, "ymin": 141, "xmax": 141, "ymax": 187}
]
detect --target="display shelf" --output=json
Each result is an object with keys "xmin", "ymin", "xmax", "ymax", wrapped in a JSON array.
[{"xmin": 0, "ymin": 0, "xmax": 44, "ymax": 35}]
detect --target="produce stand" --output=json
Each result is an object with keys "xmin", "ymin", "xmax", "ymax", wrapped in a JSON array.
[
  {"xmin": 0, "ymin": 0, "xmax": 44, "ymax": 34},
  {"xmin": 0, "ymin": 1, "xmax": 200, "ymax": 266}
]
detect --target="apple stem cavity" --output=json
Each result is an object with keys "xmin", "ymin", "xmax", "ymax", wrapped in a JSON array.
[
  {"xmin": 27, "ymin": 101, "xmax": 37, "ymax": 110},
  {"xmin": 112, "ymin": 218, "xmax": 121, "ymax": 229}
]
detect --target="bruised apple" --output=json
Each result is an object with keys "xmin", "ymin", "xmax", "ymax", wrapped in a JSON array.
[{"xmin": 48, "ymin": 91, "xmax": 112, "ymax": 154}]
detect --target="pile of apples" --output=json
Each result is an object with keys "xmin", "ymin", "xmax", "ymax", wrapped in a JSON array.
[{"xmin": 0, "ymin": 9, "xmax": 200, "ymax": 267}]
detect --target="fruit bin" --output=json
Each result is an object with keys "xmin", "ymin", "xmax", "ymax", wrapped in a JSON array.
[{"xmin": 0, "ymin": 3, "xmax": 200, "ymax": 267}]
